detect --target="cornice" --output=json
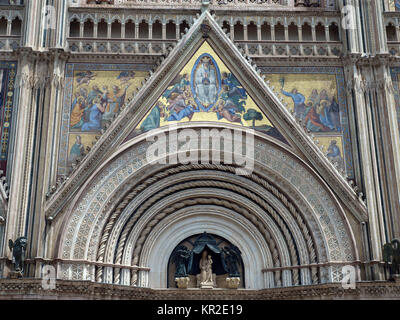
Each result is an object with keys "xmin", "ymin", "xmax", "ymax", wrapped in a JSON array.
[
  {"xmin": 0, "ymin": 279, "xmax": 399, "ymax": 300},
  {"xmin": 29, "ymin": 48, "xmax": 347, "ymax": 65},
  {"xmin": 12, "ymin": 47, "xmax": 71, "ymax": 62},
  {"xmin": 383, "ymin": 11, "xmax": 400, "ymax": 18},
  {"xmin": 253, "ymin": 56, "xmax": 344, "ymax": 66},
  {"xmin": 342, "ymin": 52, "xmax": 397, "ymax": 67},
  {"xmin": 0, "ymin": 51, "xmax": 18, "ymax": 60},
  {"xmin": 48, "ymin": 48, "xmax": 71, "ymax": 61},
  {"xmin": 64, "ymin": 52, "xmax": 344, "ymax": 65},
  {"xmin": 14, "ymin": 47, "xmax": 54, "ymax": 62},
  {"xmin": 0, "ymin": 5, "xmax": 25, "ymax": 11},
  {"xmin": 66, "ymin": 52, "xmax": 160, "ymax": 64}
]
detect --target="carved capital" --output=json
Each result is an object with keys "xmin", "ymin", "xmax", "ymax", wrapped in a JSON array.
[
  {"xmin": 226, "ymin": 277, "xmax": 241, "ymax": 289},
  {"xmin": 175, "ymin": 277, "xmax": 190, "ymax": 289}
]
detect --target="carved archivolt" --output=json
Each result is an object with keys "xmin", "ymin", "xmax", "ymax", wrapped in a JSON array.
[{"xmin": 53, "ymin": 126, "xmax": 357, "ymax": 288}]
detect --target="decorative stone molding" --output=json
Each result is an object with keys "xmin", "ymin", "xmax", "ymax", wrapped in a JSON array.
[
  {"xmin": 0, "ymin": 170, "xmax": 8, "ymax": 221},
  {"xmin": 96, "ymin": 163, "xmax": 322, "ymax": 280},
  {"xmin": 0, "ymin": 170, "xmax": 9, "ymax": 201},
  {"xmin": 53, "ymin": 125, "xmax": 359, "ymax": 288},
  {"xmin": 13, "ymin": 48, "xmax": 64, "ymax": 90},
  {"xmin": 0, "ymin": 279, "xmax": 399, "ymax": 300},
  {"xmin": 175, "ymin": 277, "xmax": 190, "ymax": 289},
  {"xmin": 226, "ymin": 277, "xmax": 241, "ymax": 289}
]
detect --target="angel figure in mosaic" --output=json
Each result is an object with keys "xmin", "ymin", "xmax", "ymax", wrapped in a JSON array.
[
  {"xmin": 76, "ymin": 71, "xmax": 96, "ymax": 87},
  {"xmin": 163, "ymin": 74, "xmax": 190, "ymax": 100}
]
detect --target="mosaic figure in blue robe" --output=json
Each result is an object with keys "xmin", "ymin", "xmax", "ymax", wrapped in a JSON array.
[
  {"xmin": 220, "ymin": 72, "xmax": 247, "ymax": 113},
  {"xmin": 318, "ymin": 100, "xmax": 336, "ymax": 130},
  {"xmin": 163, "ymin": 74, "xmax": 190, "ymax": 100},
  {"xmin": 140, "ymin": 102, "xmax": 165, "ymax": 132},
  {"xmin": 281, "ymin": 88, "xmax": 306, "ymax": 120},
  {"xmin": 328, "ymin": 97, "xmax": 341, "ymax": 131},
  {"xmin": 222, "ymin": 72, "xmax": 246, "ymax": 98},
  {"xmin": 69, "ymin": 135, "xmax": 85, "ymax": 163},
  {"xmin": 81, "ymin": 100, "xmax": 106, "ymax": 131}
]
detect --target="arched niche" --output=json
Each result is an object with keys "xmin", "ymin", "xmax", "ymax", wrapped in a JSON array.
[{"xmin": 167, "ymin": 232, "xmax": 245, "ymax": 289}]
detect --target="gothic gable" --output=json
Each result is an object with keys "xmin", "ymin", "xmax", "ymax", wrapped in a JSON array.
[{"xmin": 47, "ymin": 11, "xmax": 367, "ymax": 223}]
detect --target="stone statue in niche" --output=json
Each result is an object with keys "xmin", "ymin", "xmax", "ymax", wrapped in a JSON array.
[
  {"xmin": 197, "ymin": 250, "xmax": 216, "ymax": 289},
  {"xmin": 171, "ymin": 245, "xmax": 192, "ymax": 278},
  {"xmin": 8, "ymin": 237, "xmax": 27, "ymax": 277},
  {"xmin": 221, "ymin": 244, "xmax": 242, "ymax": 289},
  {"xmin": 383, "ymin": 239, "xmax": 400, "ymax": 280},
  {"xmin": 221, "ymin": 244, "xmax": 242, "ymax": 277},
  {"xmin": 170, "ymin": 232, "xmax": 242, "ymax": 289},
  {"xmin": 171, "ymin": 245, "xmax": 192, "ymax": 289}
]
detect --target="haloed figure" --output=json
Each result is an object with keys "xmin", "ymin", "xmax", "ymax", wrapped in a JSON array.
[{"xmin": 195, "ymin": 56, "xmax": 217, "ymax": 105}]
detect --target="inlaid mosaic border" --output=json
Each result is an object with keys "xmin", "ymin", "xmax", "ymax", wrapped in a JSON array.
[{"xmin": 0, "ymin": 61, "xmax": 17, "ymax": 174}]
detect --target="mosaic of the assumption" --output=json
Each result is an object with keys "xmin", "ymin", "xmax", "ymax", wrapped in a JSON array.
[
  {"xmin": 58, "ymin": 64, "xmax": 151, "ymax": 174},
  {"xmin": 134, "ymin": 42, "xmax": 286, "ymax": 143},
  {"xmin": 263, "ymin": 69, "xmax": 351, "ymax": 174}
]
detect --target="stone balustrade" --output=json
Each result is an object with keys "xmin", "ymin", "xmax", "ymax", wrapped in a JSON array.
[
  {"xmin": 66, "ymin": 11, "xmax": 342, "ymax": 57},
  {"xmin": 67, "ymin": 38, "xmax": 178, "ymax": 54},
  {"xmin": 0, "ymin": 7, "xmax": 23, "ymax": 51}
]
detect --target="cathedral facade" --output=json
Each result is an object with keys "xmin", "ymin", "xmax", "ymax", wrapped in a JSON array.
[{"xmin": 0, "ymin": 0, "xmax": 399, "ymax": 299}]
